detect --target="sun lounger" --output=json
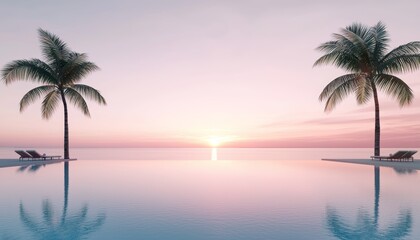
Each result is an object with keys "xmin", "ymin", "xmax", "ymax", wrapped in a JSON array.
[
  {"xmin": 371, "ymin": 150, "xmax": 417, "ymax": 162},
  {"xmin": 371, "ymin": 151, "xmax": 406, "ymax": 161},
  {"xmin": 401, "ymin": 151, "xmax": 417, "ymax": 162},
  {"xmin": 26, "ymin": 150, "xmax": 61, "ymax": 160},
  {"xmin": 15, "ymin": 150, "xmax": 33, "ymax": 160}
]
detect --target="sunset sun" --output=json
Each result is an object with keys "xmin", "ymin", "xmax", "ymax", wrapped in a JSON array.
[
  {"xmin": 207, "ymin": 136, "xmax": 234, "ymax": 147},
  {"xmin": 208, "ymin": 136, "xmax": 223, "ymax": 147}
]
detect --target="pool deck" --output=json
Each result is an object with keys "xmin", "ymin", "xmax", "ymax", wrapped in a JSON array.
[
  {"xmin": 0, "ymin": 158, "xmax": 77, "ymax": 168},
  {"xmin": 323, "ymin": 158, "xmax": 420, "ymax": 170}
]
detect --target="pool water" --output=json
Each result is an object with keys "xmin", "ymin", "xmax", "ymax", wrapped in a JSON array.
[{"xmin": 0, "ymin": 148, "xmax": 419, "ymax": 239}]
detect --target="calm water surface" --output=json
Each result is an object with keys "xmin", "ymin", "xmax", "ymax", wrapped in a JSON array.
[{"xmin": 0, "ymin": 148, "xmax": 419, "ymax": 239}]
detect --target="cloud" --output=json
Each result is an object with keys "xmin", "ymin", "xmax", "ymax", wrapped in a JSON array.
[
  {"xmin": 251, "ymin": 112, "xmax": 420, "ymax": 148},
  {"xmin": 224, "ymin": 126, "xmax": 420, "ymax": 148},
  {"xmin": 304, "ymin": 113, "xmax": 420, "ymax": 125},
  {"xmin": 303, "ymin": 117, "xmax": 373, "ymax": 125}
]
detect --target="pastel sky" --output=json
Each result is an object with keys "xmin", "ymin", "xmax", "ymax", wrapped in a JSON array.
[{"xmin": 0, "ymin": 0, "xmax": 419, "ymax": 148}]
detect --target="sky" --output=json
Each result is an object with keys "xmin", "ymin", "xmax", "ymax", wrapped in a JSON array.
[{"xmin": 0, "ymin": 0, "xmax": 419, "ymax": 148}]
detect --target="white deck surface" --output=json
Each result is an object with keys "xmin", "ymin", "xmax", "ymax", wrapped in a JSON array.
[
  {"xmin": 323, "ymin": 158, "xmax": 420, "ymax": 170},
  {"xmin": 0, "ymin": 158, "xmax": 77, "ymax": 168}
]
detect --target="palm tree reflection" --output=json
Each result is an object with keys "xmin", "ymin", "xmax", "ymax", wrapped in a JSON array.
[
  {"xmin": 20, "ymin": 200, "xmax": 105, "ymax": 240},
  {"xmin": 326, "ymin": 167, "xmax": 412, "ymax": 239},
  {"xmin": 327, "ymin": 207, "xmax": 411, "ymax": 240},
  {"xmin": 19, "ymin": 162, "xmax": 105, "ymax": 239}
]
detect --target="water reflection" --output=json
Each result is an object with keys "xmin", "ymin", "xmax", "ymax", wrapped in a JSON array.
[
  {"xmin": 17, "ymin": 164, "xmax": 46, "ymax": 173},
  {"xmin": 1, "ymin": 235, "xmax": 18, "ymax": 240},
  {"xmin": 211, "ymin": 148, "xmax": 218, "ymax": 161},
  {"xmin": 393, "ymin": 167, "xmax": 417, "ymax": 175},
  {"xmin": 326, "ymin": 167, "xmax": 412, "ymax": 239},
  {"xmin": 19, "ymin": 162, "xmax": 106, "ymax": 240},
  {"xmin": 0, "ymin": 232, "xmax": 18, "ymax": 240}
]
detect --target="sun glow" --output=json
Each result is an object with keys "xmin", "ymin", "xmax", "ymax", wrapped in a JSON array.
[
  {"xmin": 209, "ymin": 137, "xmax": 222, "ymax": 147},
  {"xmin": 207, "ymin": 136, "xmax": 233, "ymax": 147}
]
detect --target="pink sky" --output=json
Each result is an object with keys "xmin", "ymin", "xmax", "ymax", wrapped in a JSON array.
[{"xmin": 0, "ymin": 0, "xmax": 419, "ymax": 148}]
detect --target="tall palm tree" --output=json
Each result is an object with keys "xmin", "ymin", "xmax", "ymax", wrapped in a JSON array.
[
  {"xmin": 1, "ymin": 29, "xmax": 106, "ymax": 159},
  {"xmin": 314, "ymin": 22, "xmax": 420, "ymax": 156}
]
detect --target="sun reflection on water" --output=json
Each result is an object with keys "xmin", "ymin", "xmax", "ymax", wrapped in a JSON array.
[{"xmin": 211, "ymin": 148, "xmax": 218, "ymax": 161}]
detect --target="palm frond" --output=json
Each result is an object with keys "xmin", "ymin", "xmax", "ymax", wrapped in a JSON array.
[
  {"xmin": 345, "ymin": 22, "xmax": 371, "ymax": 41},
  {"xmin": 62, "ymin": 53, "xmax": 99, "ymax": 84},
  {"xmin": 379, "ymin": 54, "xmax": 420, "ymax": 74},
  {"xmin": 38, "ymin": 28, "xmax": 71, "ymax": 66},
  {"xmin": 313, "ymin": 50, "xmax": 360, "ymax": 71},
  {"xmin": 354, "ymin": 76, "xmax": 372, "ymax": 104},
  {"xmin": 314, "ymin": 31, "xmax": 366, "ymax": 71},
  {"xmin": 320, "ymin": 75, "xmax": 359, "ymax": 112},
  {"xmin": 64, "ymin": 88, "xmax": 91, "ymax": 117},
  {"xmin": 41, "ymin": 90, "xmax": 61, "ymax": 119},
  {"xmin": 370, "ymin": 22, "xmax": 389, "ymax": 61},
  {"xmin": 69, "ymin": 52, "xmax": 88, "ymax": 62},
  {"xmin": 381, "ymin": 42, "xmax": 420, "ymax": 62},
  {"xmin": 316, "ymin": 41, "xmax": 339, "ymax": 52},
  {"xmin": 20, "ymin": 85, "xmax": 56, "ymax": 111},
  {"xmin": 345, "ymin": 22, "xmax": 376, "ymax": 53},
  {"xmin": 317, "ymin": 37, "xmax": 359, "ymax": 54},
  {"xmin": 1, "ymin": 59, "xmax": 57, "ymax": 85},
  {"xmin": 319, "ymin": 74, "xmax": 358, "ymax": 101},
  {"xmin": 72, "ymin": 84, "xmax": 106, "ymax": 105},
  {"xmin": 374, "ymin": 74, "xmax": 413, "ymax": 106},
  {"xmin": 340, "ymin": 26, "xmax": 373, "ymax": 67}
]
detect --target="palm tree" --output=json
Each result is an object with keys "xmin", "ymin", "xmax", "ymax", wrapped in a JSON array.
[
  {"xmin": 314, "ymin": 22, "xmax": 420, "ymax": 156},
  {"xmin": 1, "ymin": 29, "xmax": 106, "ymax": 159}
]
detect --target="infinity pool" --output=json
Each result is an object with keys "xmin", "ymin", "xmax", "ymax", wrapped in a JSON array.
[{"xmin": 0, "ymin": 148, "xmax": 419, "ymax": 239}]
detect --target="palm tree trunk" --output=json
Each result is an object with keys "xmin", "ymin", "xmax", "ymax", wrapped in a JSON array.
[
  {"xmin": 371, "ymin": 81, "xmax": 381, "ymax": 156},
  {"xmin": 60, "ymin": 90, "xmax": 70, "ymax": 159}
]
